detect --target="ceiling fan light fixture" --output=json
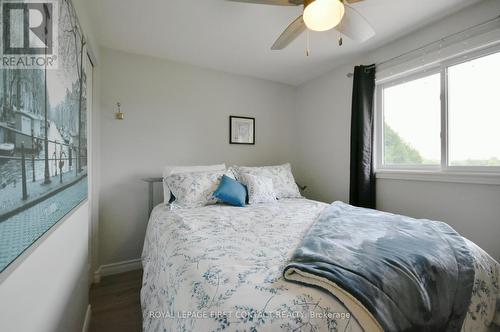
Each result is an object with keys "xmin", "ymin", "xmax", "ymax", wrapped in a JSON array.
[{"xmin": 303, "ymin": 0, "xmax": 345, "ymax": 32}]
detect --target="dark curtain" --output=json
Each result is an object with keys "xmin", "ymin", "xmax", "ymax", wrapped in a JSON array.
[{"xmin": 349, "ymin": 65, "xmax": 376, "ymax": 208}]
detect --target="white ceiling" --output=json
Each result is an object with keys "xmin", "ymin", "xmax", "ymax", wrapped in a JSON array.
[{"xmin": 87, "ymin": 0, "xmax": 479, "ymax": 85}]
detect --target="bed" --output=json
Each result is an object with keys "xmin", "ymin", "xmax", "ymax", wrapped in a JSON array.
[{"xmin": 141, "ymin": 197, "xmax": 500, "ymax": 332}]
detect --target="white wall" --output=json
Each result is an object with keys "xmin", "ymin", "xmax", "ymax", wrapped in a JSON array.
[
  {"xmin": 73, "ymin": 0, "xmax": 103, "ymax": 279},
  {"xmin": 377, "ymin": 180, "xmax": 500, "ymax": 260},
  {"xmin": 294, "ymin": 0, "xmax": 500, "ymax": 261},
  {"xmin": 0, "ymin": 203, "xmax": 90, "ymax": 332},
  {"xmin": 294, "ymin": 62, "xmax": 355, "ymax": 204},
  {"xmin": 98, "ymin": 48, "xmax": 298, "ymax": 265}
]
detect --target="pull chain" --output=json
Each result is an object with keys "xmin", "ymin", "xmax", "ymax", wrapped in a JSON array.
[{"xmin": 306, "ymin": 29, "xmax": 310, "ymax": 56}]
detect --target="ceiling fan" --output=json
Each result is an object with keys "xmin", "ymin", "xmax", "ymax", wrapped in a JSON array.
[{"xmin": 227, "ymin": 0, "xmax": 375, "ymax": 50}]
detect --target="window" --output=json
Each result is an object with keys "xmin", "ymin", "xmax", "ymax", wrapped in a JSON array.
[
  {"xmin": 382, "ymin": 73, "xmax": 441, "ymax": 167},
  {"xmin": 377, "ymin": 47, "xmax": 500, "ymax": 174},
  {"xmin": 448, "ymin": 52, "xmax": 500, "ymax": 167}
]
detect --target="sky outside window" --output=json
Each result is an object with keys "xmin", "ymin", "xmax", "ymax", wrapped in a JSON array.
[{"xmin": 448, "ymin": 51, "xmax": 500, "ymax": 166}]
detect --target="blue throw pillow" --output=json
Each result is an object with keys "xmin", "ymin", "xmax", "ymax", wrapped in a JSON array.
[{"xmin": 213, "ymin": 175, "xmax": 247, "ymax": 207}]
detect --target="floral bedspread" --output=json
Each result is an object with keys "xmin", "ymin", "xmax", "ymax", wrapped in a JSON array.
[{"xmin": 141, "ymin": 199, "xmax": 499, "ymax": 332}]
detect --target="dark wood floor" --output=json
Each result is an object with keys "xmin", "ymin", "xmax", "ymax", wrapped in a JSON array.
[{"xmin": 89, "ymin": 270, "xmax": 143, "ymax": 332}]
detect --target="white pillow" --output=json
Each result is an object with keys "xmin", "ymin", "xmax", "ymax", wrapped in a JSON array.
[
  {"xmin": 165, "ymin": 170, "xmax": 225, "ymax": 209},
  {"xmin": 239, "ymin": 173, "xmax": 277, "ymax": 204},
  {"xmin": 162, "ymin": 164, "xmax": 226, "ymax": 203},
  {"xmin": 235, "ymin": 163, "xmax": 301, "ymax": 199}
]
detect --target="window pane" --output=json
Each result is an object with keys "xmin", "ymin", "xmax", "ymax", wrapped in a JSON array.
[
  {"xmin": 383, "ymin": 74, "xmax": 441, "ymax": 166},
  {"xmin": 448, "ymin": 52, "xmax": 500, "ymax": 167}
]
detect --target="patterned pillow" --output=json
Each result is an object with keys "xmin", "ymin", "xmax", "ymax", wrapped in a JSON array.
[
  {"xmin": 165, "ymin": 170, "xmax": 225, "ymax": 209},
  {"xmin": 235, "ymin": 163, "xmax": 301, "ymax": 199},
  {"xmin": 239, "ymin": 173, "xmax": 277, "ymax": 204},
  {"xmin": 162, "ymin": 164, "xmax": 226, "ymax": 204}
]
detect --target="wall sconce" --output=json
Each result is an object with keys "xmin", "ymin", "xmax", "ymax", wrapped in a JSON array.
[{"xmin": 115, "ymin": 102, "xmax": 124, "ymax": 120}]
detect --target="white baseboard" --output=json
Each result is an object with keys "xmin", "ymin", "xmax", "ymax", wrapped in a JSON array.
[
  {"xmin": 93, "ymin": 258, "xmax": 142, "ymax": 283},
  {"xmin": 82, "ymin": 305, "xmax": 91, "ymax": 332}
]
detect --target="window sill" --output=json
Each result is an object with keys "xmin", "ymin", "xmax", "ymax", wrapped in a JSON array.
[{"xmin": 375, "ymin": 170, "xmax": 500, "ymax": 185}]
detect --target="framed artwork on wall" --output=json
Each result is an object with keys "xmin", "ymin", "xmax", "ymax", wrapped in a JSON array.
[
  {"xmin": 229, "ymin": 116, "xmax": 255, "ymax": 145},
  {"xmin": 0, "ymin": 0, "xmax": 89, "ymax": 274}
]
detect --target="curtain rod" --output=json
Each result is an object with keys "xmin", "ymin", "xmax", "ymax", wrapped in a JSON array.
[{"xmin": 346, "ymin": 14, "xmax": 500, "ymax": 78}]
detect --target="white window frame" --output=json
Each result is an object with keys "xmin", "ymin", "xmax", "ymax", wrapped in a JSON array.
[{"xmin": 375, "ymin": 43, "xmax": 500, "ymax": 184}]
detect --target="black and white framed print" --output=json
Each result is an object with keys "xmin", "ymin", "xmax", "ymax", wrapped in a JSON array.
[
  {"xmin": 230, "ymin": 116, "xmax": 255, "ymax": 145},
  {"xmin": 0, "ymin": 0, "xmax": 89, "ymax": 273}
]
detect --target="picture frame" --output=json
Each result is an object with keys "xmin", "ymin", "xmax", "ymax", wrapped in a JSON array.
[
  {"xmin": 229, "ymin": 116, "xmax": 255, "ymax": 145},
  {"xmin": 0, "ymin": 0, "xmax": 89, "ymax": 274}
]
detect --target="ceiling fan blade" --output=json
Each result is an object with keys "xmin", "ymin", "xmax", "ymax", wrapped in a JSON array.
[
  {"xmin": 271, "ymin": 15, "xmax": 306, "ymax": 50},
  {"xmin": 344, "ymin": 0, "xmax": 365, "ymax": 3},
  {"xmin": 226, "ymin": 0, "xmax": 299, "ymax": 6},
  {"xmin": 335, "ymin": 4, "xmax": 375, "ymax": 42}
]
